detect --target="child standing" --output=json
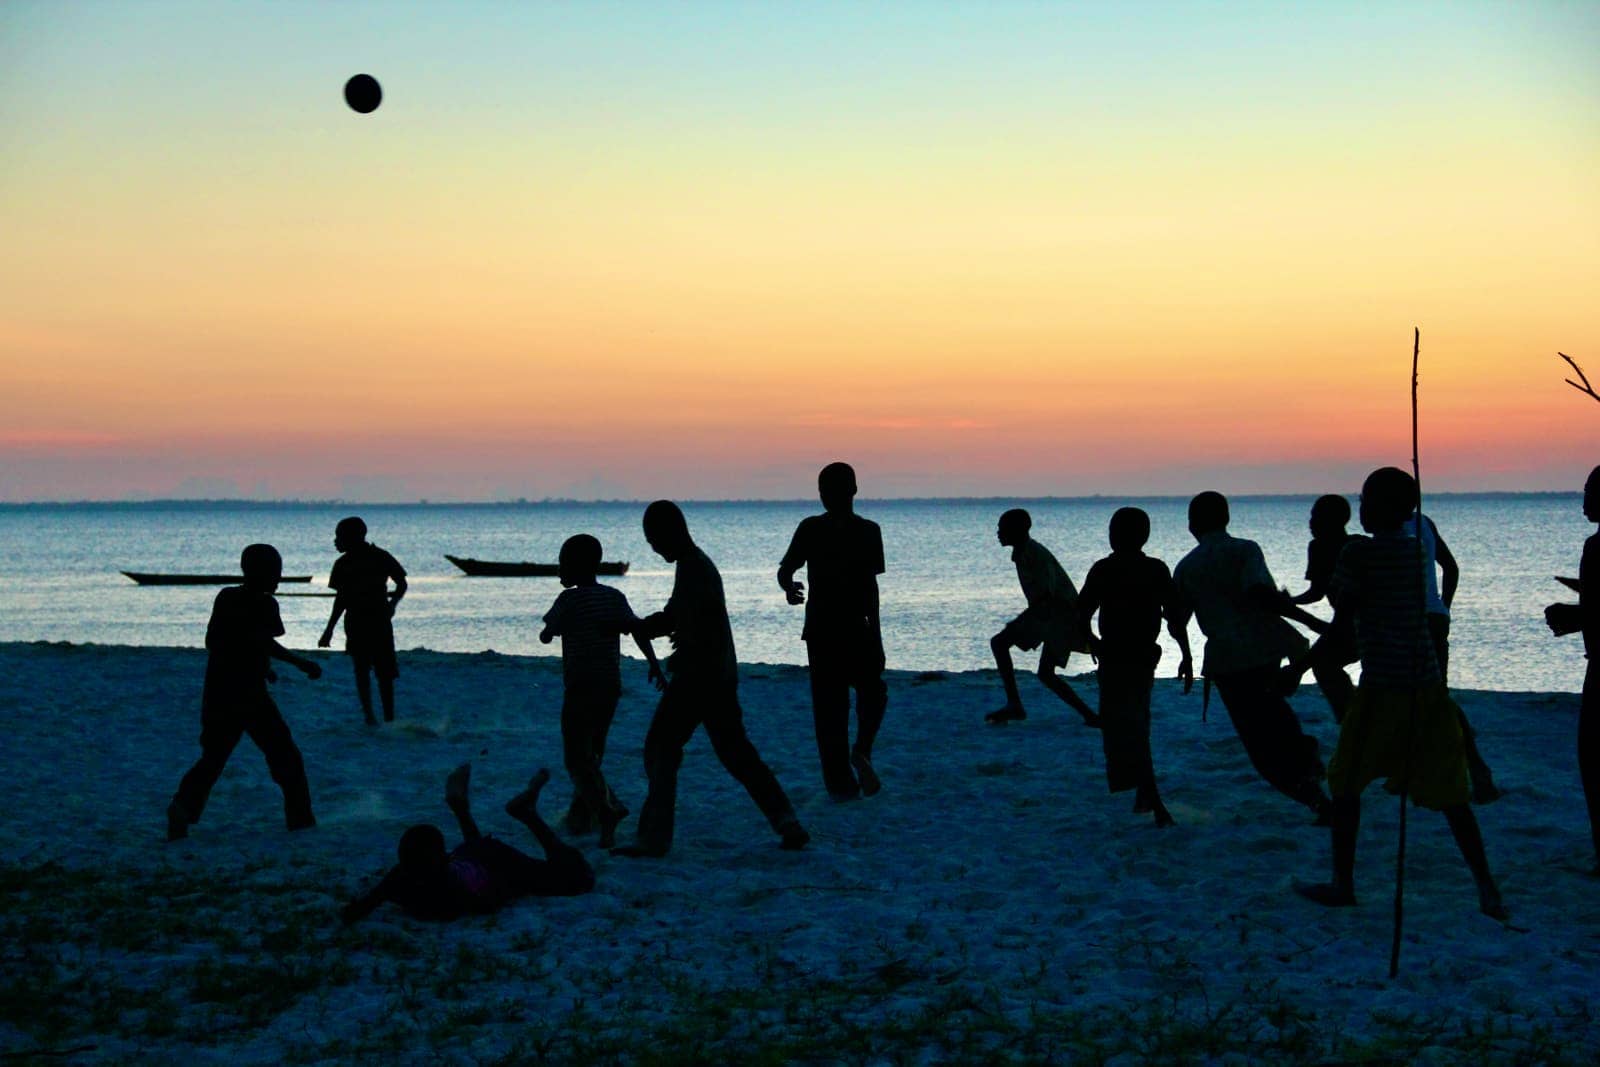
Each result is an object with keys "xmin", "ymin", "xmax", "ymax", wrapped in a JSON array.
[
  {"xmin": 777, "ymin": 461, "xmax": 889, "ymax": 800},
  {"xmin": 540, "ymin": 534, "xmax": 663, "ymax": 848},
  {"xmin": 318, "ymin": 516, "xmax": 407, "ymax": 725},
  {"xmin": 1077, "ymin": 507, "xmax": 1192, "ymax": 827},
  {"xmin": 168, "ymin": 543, "xmax": 322, "ymax": 841},
  {"xmin": 1296, "ymin": 468, "xmax": 1506, "ymax": 919},
  {"xmin": 986, "ymin": 508, "xmax": 1098, "ymax": 726},
  {"xmin": 1544, "ymin": 464, "xmax": 1600, "ymax": 873}
]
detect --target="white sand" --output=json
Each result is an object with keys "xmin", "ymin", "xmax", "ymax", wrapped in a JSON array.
[{"xmin": 1, "ymin": 640, "xmax": 1596, "ymax": 1062}]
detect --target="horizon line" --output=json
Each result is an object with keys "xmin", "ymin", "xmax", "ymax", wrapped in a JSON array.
[{"xmin": 0, "ymin": 489, "xmax": 1578, "ymax": 509}]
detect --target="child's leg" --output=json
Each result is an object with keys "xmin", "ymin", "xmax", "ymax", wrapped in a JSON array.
[
  {"xmin": 988, "ymin": 631, "xmax": 1026, "ymax": 720},
  {"xmin": 505, "ymin": 770, "xmax": 595, "ymax": 891},
  {"xmin": 352, "ymin": 659, "xmax": 376, "ymax": 725},
  {"xmin": 444, "ymin": 763, "xmax": 482, "ymax": 842},
  {"xmin": 242, "ymin": 696, "xmax": 314, "ymax": 831},
  {"xmin": 1442, "ymin": 803, "xmax": 1507, "ymax": 919},
  {"xmin": 377, "ymin": 676, "xmax": 396, "ymax": 723},
  {"xmin": 1583, "ymin": 663, "xmax": 1600, "ymax": 870},
  {"xmin": 1296, "ymin": 792, "xmax": 1360, "ymax": 906},
  {"xmin": 1038, "ymin": 653, "xmax": 1098, "ymax": 725},
  {"xmin": 170, "ymin": 704, "xmax": 247, "ymax": 838}
]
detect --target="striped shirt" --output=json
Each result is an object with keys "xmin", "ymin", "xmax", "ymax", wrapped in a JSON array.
[
  {"xmin": 543, "ymin": 584, "xmax": 639, "ymax": 693},
  {"xmin": 1328, "ymin": 533, "xmax": 1439, "ymax": 687}
]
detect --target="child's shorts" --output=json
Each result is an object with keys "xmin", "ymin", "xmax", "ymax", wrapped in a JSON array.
[{"xmin": 1327, "ymin": 683, "xmax": 1470, "ymax": 809}]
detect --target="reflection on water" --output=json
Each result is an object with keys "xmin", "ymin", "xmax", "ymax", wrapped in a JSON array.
[{"xmin": 0, "ymin": 495, "xmax": 1585, "ymax": 693}]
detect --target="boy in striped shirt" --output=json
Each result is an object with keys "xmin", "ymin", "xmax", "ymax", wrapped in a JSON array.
[
  {"xmin": 1296, "ymin": 468, "xmax": 1506, "ymax": 919},
  {"xmin": 540, "ymin": 534, "xmax": 663, "ymax": 848}
]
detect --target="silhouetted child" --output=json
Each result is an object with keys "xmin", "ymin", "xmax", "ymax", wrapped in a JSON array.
[
  {"xmin": 341, "ymin": 764, "xmax": 594, "ymax": 923},
  {"xmin": 777, "ymin": 461, "xmax": 888, "ymax": 800},
  {"xmin": 1077, "ymin": 507, "xmax": 1193, "ymax": 827},
  {"xmin": 1544, "ymin": 463, "xmax": 1600, "ymax": 873},
  {"xmin": 1171, "ymin": 492, "xmax": 1332, "ymax": 822},
  {"xmin": 167, "ymin": 543, "xmax": 322, "ymax": 841},
  {"xmin": 318, "ymin": 516, "xmax": 408, "ymax": 725},
  {"xmin": 986, "ymin": 508, "xmax": 1098, "ymax": 726},
  {"xmin": 1282, "ymin": 495, "xmax": 1358, "ymax": 722},
  {"xmin": 614, "ymin": 501, "xmax": 808, "ymax": 857},
  {"xmin": 1296, "ymin": 467, "xmax": 1506, "ymax": 919},
  {"xmin": 539, "ymin": 533, "xmax": 664, "ymax": 848}
]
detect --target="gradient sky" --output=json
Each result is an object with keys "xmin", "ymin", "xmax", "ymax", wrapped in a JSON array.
[{"xmin": 3, "ymin": 1, "xmax": 1597, "ymax": 500}]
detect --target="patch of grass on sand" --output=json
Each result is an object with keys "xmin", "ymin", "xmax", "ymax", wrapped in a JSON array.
[{"xmin": 0, "ymin": 860, "xmax": 1593, "ymax": 1064}]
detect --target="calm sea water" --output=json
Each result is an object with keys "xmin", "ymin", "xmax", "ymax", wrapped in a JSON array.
[{"xmin": 0, "ymin": 496, "xmax": 1587, "ymax": 693}]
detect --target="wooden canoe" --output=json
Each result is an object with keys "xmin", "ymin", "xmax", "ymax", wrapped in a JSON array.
[
  {"xmin": 122, "ymin": 572, "xmax": 314, "ymax": 586},
  {"xmin": 445, "ymin": 555, "xmax": 629, "ymax": 577}
]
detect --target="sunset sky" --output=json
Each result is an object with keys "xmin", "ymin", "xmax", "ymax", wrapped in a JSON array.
[{"xmin": 2, "ymin": 1, "xmax": 1596, "ymax": 501}]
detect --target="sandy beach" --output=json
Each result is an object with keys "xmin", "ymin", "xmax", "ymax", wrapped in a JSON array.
[{"xmin": 1, "ymin": 639, "xmax": 1596, "ymax": 1063}]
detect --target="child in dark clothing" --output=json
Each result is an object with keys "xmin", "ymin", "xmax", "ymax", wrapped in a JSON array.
[
  {"xmin": 1544, "ymin": 464, "xmax": 1600, "ymax": 873},
  {"xmin": 168, "ymin": 543, "xmax": 323, "ymax": 841},
  {"xmin": 341, "ymin": 764, "xmax": 594, "ymax": 923},
  {"xmin": 1290, "ymin": 495, "xmax": 1353, "ymax": 608},
  {"xmin": 1281, "ymin": 495, "xmax": 1358, "ymax": 721},
  {"xmin": 318, "ymin": 516, "xmax": 408, "ymax": 726},
  {"xmin": 1295, "ymin": 468, "xmax": 1505, "ymax": 920},
  {"xmin": 986, "ymin": 508, "xmax": 1098, "ymax": 727},
  {"xmin": 1077, "ymin": 507, "xmax": 1193, "ymax": 827},
  {"xmin": 540, "ymin": 534, "xmax": 664, "ymax": 848}
]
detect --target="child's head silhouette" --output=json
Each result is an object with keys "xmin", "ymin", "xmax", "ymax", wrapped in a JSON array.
[
  {"xmin": 558, "ymin": 534, "xmax": 603, "ymax": 586},
  {"xmin": 1109, "ymin": 507, "xmax": 1150, "ymax": 552},
  {"xmin": 818, "ymin": 462, "xmax": 857, "ymax": 513},
  {"xmin": 335, "ymin": 516, "xmax": 367, "ymax": 552},
  {"xmin": 997, "ymin": 508, "xmax": 1031, "ymax": 547},
  {"xmin": 398, "ymin": 823, "xmax": 448, "ymax": 875},
  {"xmin": 1359, "ymin": 467, "xmax": 1416, "ymax": 533},
  {"xmin": 1187, "ymin": 492, "xmax": 1229, "ymax": 538},
  {"xmin": 1310, "ymin": 494, "xmax": 1351, "ymax": 536},
  {"xmin": 240, "ymin": 543, "xmax": 282, "ymax": 589}
]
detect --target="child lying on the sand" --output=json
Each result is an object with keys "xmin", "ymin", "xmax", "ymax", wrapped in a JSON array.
[{"xmin": 341, "ymin": 764, "xmax": 594, "ymax": 923}]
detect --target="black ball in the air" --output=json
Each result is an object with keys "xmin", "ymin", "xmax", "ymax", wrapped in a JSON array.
[{"xmin": 344, "ymin": 74, "xmax": 382, "ymax": 114}]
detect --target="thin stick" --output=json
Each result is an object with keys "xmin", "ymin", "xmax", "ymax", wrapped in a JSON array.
[
  {"xmin": 1560, "ymin": 353, "xmax": 1600, "ymax": 403},
  {"xmin": 1390, "ymin": 327, "xmax": 1425, "ymax": 979}
]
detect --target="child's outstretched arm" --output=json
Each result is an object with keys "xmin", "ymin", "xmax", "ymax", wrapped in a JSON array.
[
  {"xmin": 341, "ymin": 869, "xmax": 399, "ymax": 924},
  {"xmin": 318, "ymin": 594, "xmax": 346, "ymax": 649},
  {"xmin": 633, "ymin": 631, "xmax": 666, "ymax": 689},
  {"xmin": 270, "ymin": 641, "xmax": 322, "ymax": 680}
]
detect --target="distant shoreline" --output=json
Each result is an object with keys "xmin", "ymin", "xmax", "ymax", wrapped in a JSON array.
[{"xmin": 0, "ymin": 490, "xmax": 1578, "ymax": 511}]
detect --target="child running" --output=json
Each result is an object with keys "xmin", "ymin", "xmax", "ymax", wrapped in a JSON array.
[
  {"xmin": 540, "ymin": 533, "xmax": 664, "ymax": 848},
  {"xmin": 1077, "ymin": 507, "xmax": 1192, "ymax": 827},
  {"xmin": 614, "ymin": 500, "xmax": 809, "ymax": 857},
  {"xmin": 986, "ymin": 508, "xmax": 1098, "ymax": 726},
  {"xmin": 1280, "ymin": 494, "xmax": 1358, "ymax": 721},
  {"xmin": 1296, "ymin": 467, "xmax": 1506, "ymax": 919},
  {"xmin": 167, "ymin": 543, "xmax": 322, "ymax": 841},
  {"xmin": 341, "ymin": 763, "xmax": 594, "ymax": 922},
  {"xmin": 1171, "ymin": 492, "xmax": 1333, "ymax": 823}
]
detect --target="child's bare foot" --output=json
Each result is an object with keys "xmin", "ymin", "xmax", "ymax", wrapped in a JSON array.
[
  {"xmin": 851, "ymin": 752, "xmax": 881, "ymax": 797},
  {"xmin": 1075, "ymin": 706, "xmax": 1102, "ymax": 728},
  {"xmin": 504, "ymin": 768, "xmax": 552, "ymax": 818},
  {"xmin": 166, "ymin": 800, "xmax": 190, "ymax": 842},
  {"xmin": 1294, "ymin": 880, "xmax": 1356, "ymax": 907},
  {"xmin": 598, "ymin": 805, "xmax": 625, "ymax": 849},
  {"xmin": 1152, "ymin": 802, "xmax": 1175, "ymax": 828},
  {"xmin": 444, "ymin": 763, "xmax": 472, "ymax": 809},
  {"xmin": 363, "ymin": 709, "xmax": 379, "ymax": 727},
  {"xmin": 985, "ymin": 705, "xmax": 1026, "ymax": 725},
  {"xmin": 1478, "ymin": 882, "xmax": 1509, "ymax": 922}
]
